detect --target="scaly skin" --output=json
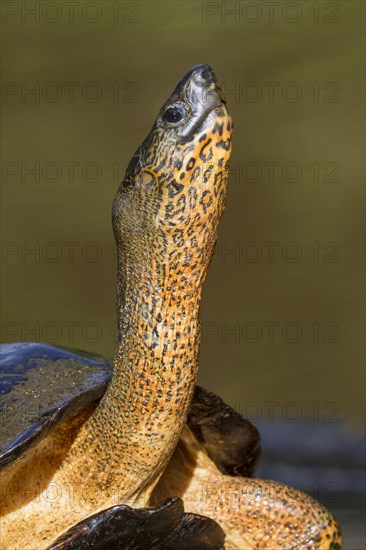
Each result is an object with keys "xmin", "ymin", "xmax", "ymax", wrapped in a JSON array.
[
  {"xmin": 0, "ymin": 65, "xmax": 232, "ymax": 549},
  {"xmin": 0, "ymin": 65, "xmax": 342, "ymax": 549},
  {"xmin": 151, "ymin": 426, "xmax": 343, "ymax": 549}
]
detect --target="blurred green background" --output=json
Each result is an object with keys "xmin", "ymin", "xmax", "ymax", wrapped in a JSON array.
[{"xmin": 1, "ymin": 3, "xmax": 364, "ymax": 427}]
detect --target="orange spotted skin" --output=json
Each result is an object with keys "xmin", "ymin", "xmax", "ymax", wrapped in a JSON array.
[
  {"xmin": 0, "ymin": 65, "xmax": 342, "ymax": 549},
  {"xmin": 151, "ymin": 426, "xmax": 343, "ymax": 549},
  {"xmin": 0, "ymin": 65, "xmax": 233, "ymax": 548},
  {"xmin": 63, "ymin": 92, "xmax": 234, "ymax": 504}
]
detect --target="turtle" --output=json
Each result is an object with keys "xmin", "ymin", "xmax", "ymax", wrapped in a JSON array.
[{"xmin": 0, "ymin": 65, "xmax": 342, "ymax": 549}]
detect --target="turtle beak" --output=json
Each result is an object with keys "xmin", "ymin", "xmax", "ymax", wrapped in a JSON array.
[
  {"xmin": 175, "ymin": 64, "xmax": 225, "ymax": 110},
  {"xmin": 184, "ymin": 64, "xmax": 227, "ymax": 105},
  {"xmin": 168, "ymin": 64, "xmax": 229, "ymax": 141}
]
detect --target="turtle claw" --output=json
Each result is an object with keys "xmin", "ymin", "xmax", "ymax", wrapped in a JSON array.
[
  {"xmin": 47, "ymin": 497, "xmax": 225, "ymax": 550},
  {"xmin": 188, "ymin": 386, "xmax": 261, "ymax": 477}
]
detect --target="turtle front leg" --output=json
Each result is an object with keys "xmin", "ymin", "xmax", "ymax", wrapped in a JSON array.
[{"xmin": 151, "ymin": 426, "xmax": 342, "ymax": 549}]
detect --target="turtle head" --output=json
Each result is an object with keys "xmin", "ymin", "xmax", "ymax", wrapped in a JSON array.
[{"xmin": 113, "ymin": 64, "xmax": 232, "ymax": 283}]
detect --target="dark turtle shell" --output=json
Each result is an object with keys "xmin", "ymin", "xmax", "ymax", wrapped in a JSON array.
[
  {"xmin": 0, "ymin": 342, "xmax": 112, "ymax": 470},
  {"xmin": 0, "ymin": 342, "xmax": 260, "ymax": 549},
  {"xmin": 0, "ymin": 342, "xmax": 260, "ymax": 475}
]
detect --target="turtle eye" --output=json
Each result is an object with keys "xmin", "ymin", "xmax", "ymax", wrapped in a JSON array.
[{"xmin": 163, "ymin": 105, "xmax": 187, "ymax": 125}]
